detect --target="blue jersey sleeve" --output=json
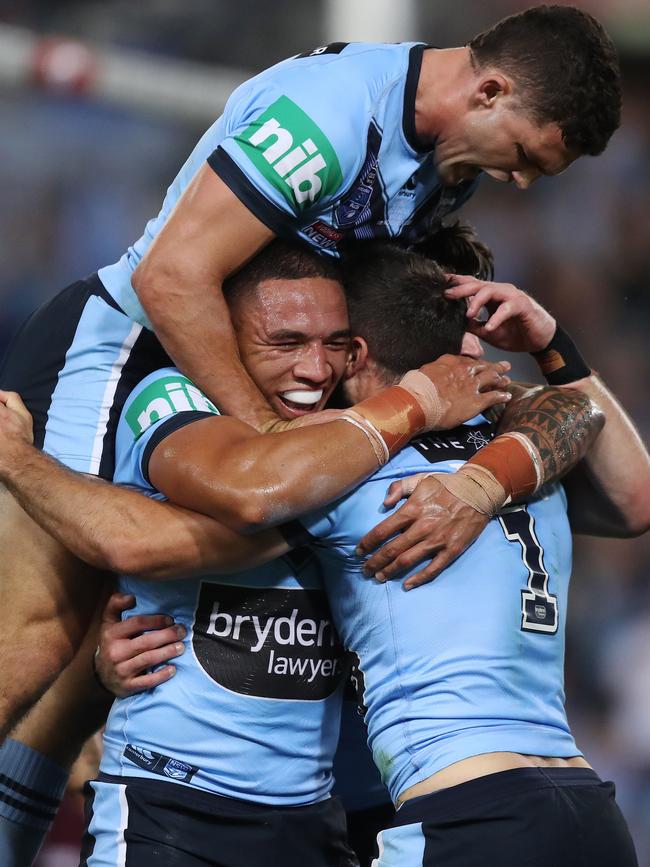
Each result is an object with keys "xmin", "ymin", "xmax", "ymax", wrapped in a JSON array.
[
  {"xmin": 207, "ymin": 48, "xmax": 389, "ymax": 232},
  {"xmin": 114, "ymin": 367, "xmax": 220, "ymax": 491}
]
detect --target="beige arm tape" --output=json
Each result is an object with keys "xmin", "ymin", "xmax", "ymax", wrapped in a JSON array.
[
  {"xmin": 436, "ymin": 432, "xmax": 544, "ymax": 517},
  {"xmin": 340, "ymin": 368, "xmax": 444, "ymax": 459}
]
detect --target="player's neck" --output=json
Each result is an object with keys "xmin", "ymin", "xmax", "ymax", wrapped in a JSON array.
[
  {"xmin": 415, "ymin": 47, "xmax": 473, "ymax": 147},
  {"xmin": 344, "ymin": 365, "xmax": 398, "ymax": 406}
]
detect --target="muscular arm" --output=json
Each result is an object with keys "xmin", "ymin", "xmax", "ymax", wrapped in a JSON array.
[
  {"xmin": 132, "ymin": 166, "xmax": 277, "ymax": 430},
  {"xmin": 356, "ymin": 382, "xmax": 604, "ymax": 587},
  {"xmin": 0, "ymin": 356, "xmax": 508, "ymax": 576},
  {"xmin": 0, "ymin": 448, "xmax": 287, "ymax": 580},
  {"xmin": 496, "ymin": 381, "xmax": 604, "ymax": 487},
  {"xmin": 149, "ymin": 414, "xmax": 392, "ymax": 532},
  {"xmin": 561, "ymin": 375, "xmax": 650, "ymax": 537}
]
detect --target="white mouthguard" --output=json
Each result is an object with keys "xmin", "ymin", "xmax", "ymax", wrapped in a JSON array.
[{"xmin": 280, "ymin": 389, "xmax": 323, "ymax": 406}]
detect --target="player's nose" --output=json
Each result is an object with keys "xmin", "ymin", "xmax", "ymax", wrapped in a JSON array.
[{"xmin": 293, "ymin": 344, "xmax": 330, "ymax": 383}]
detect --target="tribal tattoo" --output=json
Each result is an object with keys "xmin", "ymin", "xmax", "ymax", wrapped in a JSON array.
[{"xmin": 498, "ymin": 385, "xmax": 604, "ymax": 481}]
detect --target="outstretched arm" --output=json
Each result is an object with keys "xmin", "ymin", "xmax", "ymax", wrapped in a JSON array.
[
  {"xmin": 0, "ymin": 355, "xmax": 509, "ymax": 575},
  {"xmin": 144, "ymin": 356, "xmax": 511, "ymax": 532},
  {"xmin": 0, "ymin": 392, "xmax": 288, "ymax": 578}
]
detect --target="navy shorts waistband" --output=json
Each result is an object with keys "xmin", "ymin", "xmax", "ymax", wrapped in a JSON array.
[{"xmin": 393, "ymin": 767, "xmax": 603, "ymax": 827}]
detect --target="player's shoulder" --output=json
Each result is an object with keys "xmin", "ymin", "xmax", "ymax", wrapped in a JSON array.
[
  {"xmin": 120, "ymin": 367, "xmax": 220, "ymax": 444},
  {"xmin": 230, "ymin": 41, "xmax": 417, "ymax": 134}
]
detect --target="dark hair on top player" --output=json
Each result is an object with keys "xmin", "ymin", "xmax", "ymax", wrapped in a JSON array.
[
  {"xmin": 223, "ymin": 240, "xmax": 343, "ymax": 304},
  {"xmin": 469, "ymin": 4, "xmax": 621, "ymax": 155},
  {"xmin": 410, "ymin": 221, "xmax": 495, "ymax": 282}
]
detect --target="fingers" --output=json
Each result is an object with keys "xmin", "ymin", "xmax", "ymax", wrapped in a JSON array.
[
  {"xmin": 476, "ymin": 368, "xmax": 510, "ymax": 390},
  {"xmin": 110, "ymin": 612, "xmax": 174, "ymax": 639},
  {"xmin": 101, "ymin": 592, "xmax": 137, "ymax": 625},
  {"xmin": 373, "ymin": 534, "xmax": 443, "ymax": 582},
  {"xmin": 361, "ymin": 516, "xmax": 434, "ymax": 578},
  {"xmin": 446, "ymin": 274, "xmax": 481, "ymax": 289},
  {"xmin": 356, "ymin": 508, "xmax": 411, "ymax": 558},
  {"xmin": 115, "ymin": 639, "xmax": 185, "ymax": 679},
  {"xmin": 403, "ymin": 536, "xmax": 470, "ymax": 590},
  {"xmin": 403, "ymin": 557, "xmax": 448, "ymax": 590},
  {"xmin": 123, "ymin": 623, "xmax": 187, "ymax": 657},
  {"xmin": 481, "ymin": 301, "xmax": 516, "ymax": 333},
  {"xmin": 118, "ymin": 665, "xmax": 177, "ymax": 696},
  {"xmin": 0, "ymin": 390, "xmax": 32, "ymax": 432},
  {"xmin": 383, "ymin": 474, "xmax": 430, "ymax": 508},
  {"xmin": 0, "ymin": 391, "xmax": 26, "ymax": 412}
]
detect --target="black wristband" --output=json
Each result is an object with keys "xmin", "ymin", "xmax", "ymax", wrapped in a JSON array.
[{"xmin": 532, "ymin": 325, "xmax": 591, "ymax": 385}]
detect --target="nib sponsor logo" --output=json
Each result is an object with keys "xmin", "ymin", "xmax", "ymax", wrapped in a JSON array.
[
  {"xmin": 235, "ymin": 96, "xmax": 342, "ymax": 210},
  {"xmin": 125, "ymin": 374, "xmax": 219, "ymax": 440},
  {"xmin": 193, "ymin": 583, "xmax": 345, "ymax": 700}
]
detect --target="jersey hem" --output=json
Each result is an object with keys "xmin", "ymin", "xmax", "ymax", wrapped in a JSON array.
[
  {"xmin": 208, "ymin": 148, "xmax": 294, "ymax": 237},
  {"xmin": 96, "ymin": 766, "xmax": 333, "ymax": 808},
  {"xmin": 140, "ymin": 410, "xmax": 217, "ymax": 484},
  {"xmin": 387, "ymin": 729, "xmax": 581, "ymax": 804}
]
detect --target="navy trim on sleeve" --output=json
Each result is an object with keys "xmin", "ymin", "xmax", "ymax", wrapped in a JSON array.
[
  {"xmin": 278, "ymin": 519, "xmax": 316, "ymax": 549},
  {"xmin": 141, "ymin": 411, "xmax": 216, "ymax": 485},
  {"xmin": 208, "ymin": 147, "xmax": 295, "ymax": 238},
  {"xmin": 402, "ymin": 44, "xmax": 428, "ymax": 153}
]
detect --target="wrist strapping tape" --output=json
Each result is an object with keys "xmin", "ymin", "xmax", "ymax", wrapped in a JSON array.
[
  {"xmin": 437, "ymin": 432, "xmax": 544, "ymax": 517},
  {"xmin": 340, "ymin": 371, "xmax": 441, "ymax": 461}
]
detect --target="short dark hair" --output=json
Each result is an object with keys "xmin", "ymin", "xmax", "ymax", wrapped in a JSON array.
[
  {"xmin": 410, "ymin": 220, "xmax": 494, "ymax": 281},
  {"xmin": 342, "ymin": 244, "xmax": 466, "ymax": 377},
  {"xmin": 223, "ymin": 240, "xmax": 342, "ymax": 306},
  {"xmin": 469, "ymin": 5, "xmax": 621, "ymax": 155}
]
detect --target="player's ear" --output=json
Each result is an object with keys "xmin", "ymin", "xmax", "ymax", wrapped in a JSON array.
[
  {"xmin": 474, "ymin": 72, "xmax": 512, "ymax": 108},
  {"xmin": 344, "ymin": 336, "xmax": 368, "ymax": 380}
]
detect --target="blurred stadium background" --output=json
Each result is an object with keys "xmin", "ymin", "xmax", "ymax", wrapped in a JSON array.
[{"xmin": 0, "ymin": 0, "xmax": 648, "ymax": 864}]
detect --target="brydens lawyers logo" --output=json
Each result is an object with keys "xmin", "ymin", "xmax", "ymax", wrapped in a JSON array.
[
  {"xmin": 125, "ymin": 375, "xmax": 219, "ymax": 439},
  {"xmin": 193, "ymin": 582, "xmax": 345, "ymax": 700},
  {"xmin": 235, "ymin": 96, "xmax": 343, "ymax": 210}
]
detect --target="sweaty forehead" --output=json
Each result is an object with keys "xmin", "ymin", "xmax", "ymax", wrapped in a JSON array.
[{"xmin": 249, "ymin": 277, "xmax": 349, "ymax": 334}]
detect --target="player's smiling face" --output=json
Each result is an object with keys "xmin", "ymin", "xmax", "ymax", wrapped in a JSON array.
[{"xmin": 231, "ymin": 277, "xmax": 351, "ymax": 420}]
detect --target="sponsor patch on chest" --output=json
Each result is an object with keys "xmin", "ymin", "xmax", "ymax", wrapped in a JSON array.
[{"xmin": 193, "ymin": 583, "xmax": 346, "ymax": 700}]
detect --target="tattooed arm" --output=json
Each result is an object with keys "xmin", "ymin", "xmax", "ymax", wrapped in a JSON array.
[
  {"xmin": 356, "ymin": 382, "xmax": 604, "ymax": 588},
  {"xmin": 496, "ymin": 381, "xmax": 604, "ymax": 485}
]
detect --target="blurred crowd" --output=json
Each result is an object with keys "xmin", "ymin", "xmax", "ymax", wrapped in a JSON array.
[{"xmin": 0, "ymin": 0, "xmax": 648, "ymax": 864}]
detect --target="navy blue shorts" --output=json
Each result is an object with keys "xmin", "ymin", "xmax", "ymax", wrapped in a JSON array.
[
  {"xmin": 0, "ymin": 275, "xmax": 169, "ymax": 480},
  {"xmin": 80, "ymin": 775, "xmax": 359, "ymax": 867},
  {"xmin": 375, "ymin": 767, "xmax": 637, "ymax": 866}
]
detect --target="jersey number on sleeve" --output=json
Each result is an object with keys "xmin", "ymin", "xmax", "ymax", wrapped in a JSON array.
[{"xmin": 498, "ymin": 507, "xmax": 558, "ymax": 635}]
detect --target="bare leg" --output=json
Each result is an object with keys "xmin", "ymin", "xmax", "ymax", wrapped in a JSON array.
[
  {"xmin": 0, "ymin": 486, "xmax": 106, "ymax": 740},
  {"xmin": 0, "ymin": 590, "xmax": 112, "ymax": 867}
]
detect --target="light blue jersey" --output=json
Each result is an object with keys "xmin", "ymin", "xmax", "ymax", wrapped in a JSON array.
[
  {"xmin": 300, "ymin": 420, "xmax": 580, "ymax": 804},
  {"xmin": 98, "ymin": 42, "xmax": 478, "ymax": 327},
  {"xmin": 102, "ymin": 367, "xmax": 347, "ymax": 806}
]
